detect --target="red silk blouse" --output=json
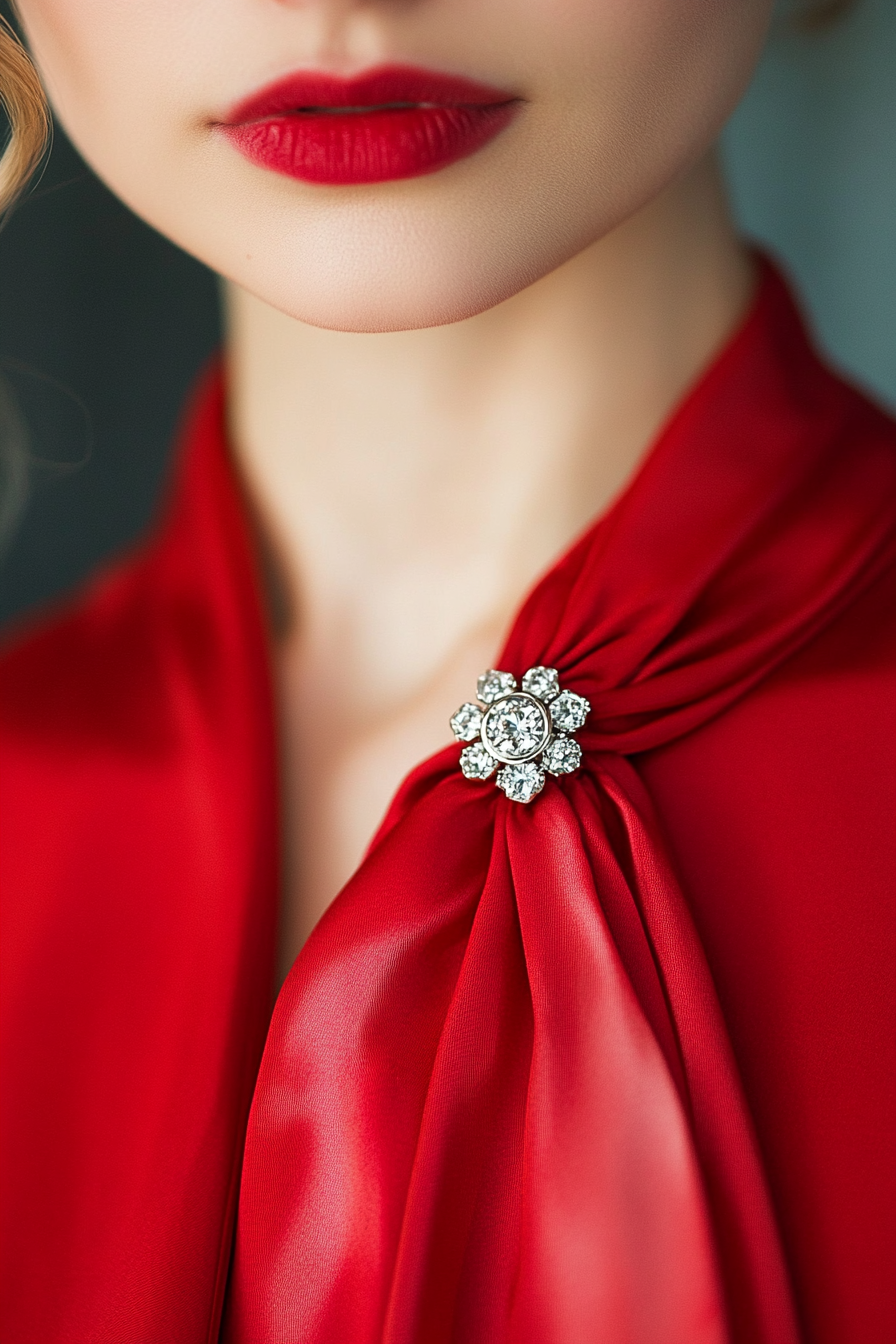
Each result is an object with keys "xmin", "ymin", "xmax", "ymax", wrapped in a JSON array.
[{"xmin": 1, "ymin": 264, "xmax": 894, "ymax": 1344}]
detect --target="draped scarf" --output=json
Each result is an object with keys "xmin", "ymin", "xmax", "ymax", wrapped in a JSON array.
[{"xmin": 222, "ymin": 265, "xmax": 896, "ymax": 1344}]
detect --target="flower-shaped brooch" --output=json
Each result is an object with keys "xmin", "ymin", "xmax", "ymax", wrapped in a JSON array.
[{"xmin": 450, "ymin": 667, "xmax": 590, "ymax": 804}]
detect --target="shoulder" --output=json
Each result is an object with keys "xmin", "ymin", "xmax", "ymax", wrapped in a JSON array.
[
  {"xmin": 642, "ymin": 554, "xmax": 895, "ymax": 873},
  {"xmin": 0, "ymin": 544, "xmax": 176, "ymax": 759},
  {"xmin": 638, "ymin": 550, "xmax": 896, "ymax": 1344},
  {"xmin": 0, "ymin": 361, "xmax": 242, "ymax": 760}
]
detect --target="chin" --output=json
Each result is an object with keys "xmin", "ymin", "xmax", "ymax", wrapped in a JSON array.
[
  {"xmin": 225, "ymin": 247, "xmax": 545, "ymax": 334},
  {"xmin": 165, "ymin": 160, "xmax": 620, "ymax": 334},
  {"xmin": 257, "ymin": 293, "xmax": 504, "ymax": 337},
  {"xmin": 196, "ymin": 206, "xmax": 567, "ymax": 334}
]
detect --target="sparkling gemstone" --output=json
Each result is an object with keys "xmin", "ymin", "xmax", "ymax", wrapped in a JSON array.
[
  {"xmin": 521, "ymin": 665, "xmax": 560, "ymax": 703},
  {"xmin": 482, "ymin": 693, "xmax": 550, "ymax": 763},
  {"xmin": 460, "ymin": 743, "xmax": 498, "ymax": 780},
  {"xmin": 550, "ymin": 689, "xmax": 590, "ymax": 733},
  {"xmin": 477, "ymin": 669, "xmax": 517, "ymax": 704},
  {"xmin": 497, "ymin": 762, "xmax": 546, "ymax": 804},
  {"xmin": 543, "ymin": 735, "xmax": 582, "ymax": 775},
  {"xmin": 450, "ymin": 702, "xmax": 483, "ymax": 742}
]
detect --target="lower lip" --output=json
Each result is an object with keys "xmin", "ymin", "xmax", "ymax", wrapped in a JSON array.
[{"xmin": 222, "ymin": 101, "xmax": 518, "ymax": 186}]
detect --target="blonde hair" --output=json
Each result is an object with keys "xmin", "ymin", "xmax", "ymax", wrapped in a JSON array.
[{"xmin": 0, "ymin": 14, "xmax": 50, "ymax": 217}]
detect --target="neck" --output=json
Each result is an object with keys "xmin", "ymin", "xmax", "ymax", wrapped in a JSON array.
[
  {"xmin": 224, "ymin": 152, "xmax": 755, "ymax": 958},
  {"xmin": 225, "ymin": 154, "xmax": 752, "ymax": 710}
]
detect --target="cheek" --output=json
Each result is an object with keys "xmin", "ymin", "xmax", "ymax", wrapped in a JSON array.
[
  {"xmin": 16, "ymin": 0, "xmax": 200, "ymax": 147},
  {"xmin": 554, "ymin": 0, "xmax": 769, "ymax": 204},
  {"xmin": 543, "ymin": 0, "xmax": 770, "ymax": 127},
  {"xmin": 16, "ymin": 0, "xmax": 229, "ymax": 263}
]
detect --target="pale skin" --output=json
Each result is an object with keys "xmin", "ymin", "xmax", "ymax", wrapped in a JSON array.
[{"xmin": 15, "ymin": 0, "xmax": 771, "ymax": 979}]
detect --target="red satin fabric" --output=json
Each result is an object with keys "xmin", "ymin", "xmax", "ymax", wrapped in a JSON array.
[{"xmin": 1, "ymin": 264, "xmax": 895, "ymax": 1344}]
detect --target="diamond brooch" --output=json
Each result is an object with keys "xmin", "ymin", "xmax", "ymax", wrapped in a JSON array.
[{"xmin": 450, "ymin": 667, "xmax": 590, "ymax": 804}]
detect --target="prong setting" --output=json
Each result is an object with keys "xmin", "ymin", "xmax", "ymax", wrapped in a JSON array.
[{"xmin": 450, "ymin": 667, "xmax": 589, "ymax": 803}]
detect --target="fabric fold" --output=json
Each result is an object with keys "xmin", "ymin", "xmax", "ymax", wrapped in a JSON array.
[
  {"xmin": 222, "ymin": 263, "xmax": 894, "ymax": 1343},
  {"xmin": 505, "ymin": 789, "xmax": 728, "ymax": 1344}
]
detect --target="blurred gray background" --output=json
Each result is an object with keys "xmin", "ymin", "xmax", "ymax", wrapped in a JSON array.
[{"xmin": 0, "ymin": 0, "xmax": 894, "ymax": 628}]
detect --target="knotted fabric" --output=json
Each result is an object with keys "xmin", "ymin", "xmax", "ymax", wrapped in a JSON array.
[{"xmin": 223, "ymin": 266, "xmax": 896, "ymax": 1344}]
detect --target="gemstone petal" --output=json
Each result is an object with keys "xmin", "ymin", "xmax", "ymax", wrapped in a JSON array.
[
  {"xmin": 550, "ymin": 689, "xmax": 590, "ymax": 733},
  {"xmin": 450, "ymin": 702, "xmax": 483, "ymax": 742},
  {"xmin": 477, "ymin": 669, "xmax": 517, "ymax": 704},
  {"xmin": 460, "ymin": 742, "xmax": 498, "ymax": 780},
  {"xmin": 521, "ymin": 666, "xmax": 560, "ymax": 703},
  {"xmin": 543, "ymin": 735, "xmax": 582, "ymax": 775},
  {"xmin": 496, "ymin": 762, "xmax": 545, "ymax": 804}
]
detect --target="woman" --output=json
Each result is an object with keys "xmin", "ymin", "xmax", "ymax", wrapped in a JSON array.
[{"xmin": 0, "ymin": 2, "xmax": 893, "ymax": 1341}]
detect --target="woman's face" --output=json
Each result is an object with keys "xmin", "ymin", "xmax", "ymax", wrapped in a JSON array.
[{"xmin": 16, "ymin": 0, "xmax": 771, "ymax": 332}]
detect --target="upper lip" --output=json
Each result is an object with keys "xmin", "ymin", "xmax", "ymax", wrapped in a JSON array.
[{"xmin": 222, "ymin": 64, "xmax": 518, "ymax": 124}]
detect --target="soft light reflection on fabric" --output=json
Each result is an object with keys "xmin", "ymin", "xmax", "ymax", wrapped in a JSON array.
[
  {"xmin": 2, "ymin": 263, "xmax": 894, "ymax": 1344},
  {"xmin": 224, "ymin": 265, "xmax": 894, "ymax": 1343}
]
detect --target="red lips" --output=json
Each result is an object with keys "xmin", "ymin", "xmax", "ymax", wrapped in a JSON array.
[{"xmin": 220, "ymin": 65, "xmax": 519, "ymax": 186}]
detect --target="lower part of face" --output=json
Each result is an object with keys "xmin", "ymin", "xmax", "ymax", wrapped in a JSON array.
[{"xmin": 17, "ymin": 0, "xmax": 772, "ymax": 332}]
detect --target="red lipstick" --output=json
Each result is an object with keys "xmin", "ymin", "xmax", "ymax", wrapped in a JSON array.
[{"xmin": 220, "ymin": 65, "xmax": 519, "ymax": 186}]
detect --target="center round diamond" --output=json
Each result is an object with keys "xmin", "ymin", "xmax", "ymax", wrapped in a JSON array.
[{"xmin": 482, "ymin": 693, "xmax": 550, "ymax": 764}]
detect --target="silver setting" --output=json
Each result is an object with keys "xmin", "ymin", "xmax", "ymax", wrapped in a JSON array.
[
  {"xmin": 497, "ymin": 762, "xmax": 546, "ymax": 804},
  {"xmin": 450, "ymin": 702, "xmax": 483, "ymax": 743},
  {"xmin": 482, "ymin": 693, "xmax": 550, "ymax": 764},
  {"xmin": 450, "ymin": 666, "xmax": 590, "ymax": 804},
  {"xmin": 550, "ymin": 690, "xmax": 590, "ymax": 734},
  {"xmin": 460, "ymin": 742, "xmax": 499, "ymax": 780},
  {"xmin": 521, "ymin": 665, "xmax": 560, "ymax": 703},
  {"xmin": 543, "ymin": 735, "xmax": 582, "ymax": 776},
  {"xmin": 477, "ymin": 669, "xmax": 517, "ymax": 704}
]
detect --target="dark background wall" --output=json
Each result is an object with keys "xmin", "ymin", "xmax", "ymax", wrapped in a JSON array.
[
  {"xmin": 0, "ymin": 0, "xmax": 220, "ymax": 627},
  {"xmin": 1, "ymin": 0, "xmax": 894, "ymax": 629}
]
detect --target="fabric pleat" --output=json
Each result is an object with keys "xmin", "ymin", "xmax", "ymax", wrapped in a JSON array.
[
  {"xmin": 2, "ymin": 260, "xmax": 894, "ymax": 1344},
  {"xmin": 223, "ymin": 263, "xmax": 896, "ymax": 1343}
]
